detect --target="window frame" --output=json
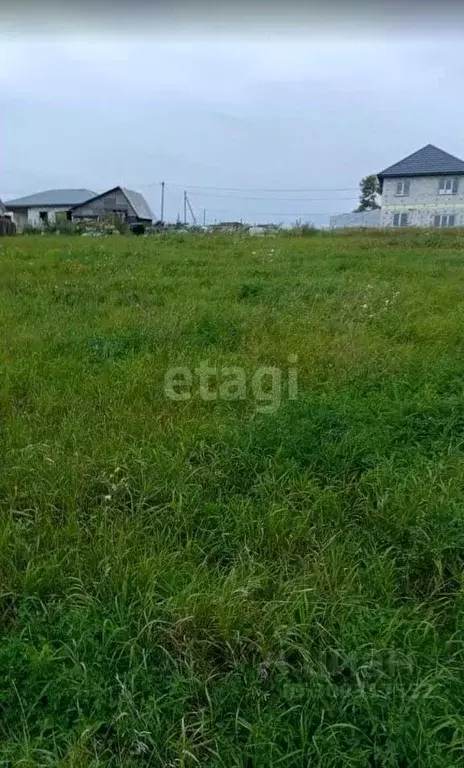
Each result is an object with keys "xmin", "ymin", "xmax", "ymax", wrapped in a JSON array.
[
  {"xmin": 433, "ymin": 213, "xmax": 456, "ymax": 228},
  {"xmin": 438, "ymin": 178, "xmax": 459, "ymax": 195},
  {"xmin": 395, "ymin": 180, "xmax": 410, "ymax": 197},
  {"xmin": 393, "ymin": 212, "xmax": 408, "ymax": 228}
]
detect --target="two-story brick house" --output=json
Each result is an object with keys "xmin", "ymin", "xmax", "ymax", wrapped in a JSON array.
[{"xmin": 378, "ymin": 144, "xmax": 464, "ymax": 228}]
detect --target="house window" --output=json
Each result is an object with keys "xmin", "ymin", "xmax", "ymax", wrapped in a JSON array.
[
  {"xmin": 395, "ymin": 180, "xmax": 410, "ymax": 196},
  {"xmin": 393, "ymin": 213, "xmax": 408, "ymax": 227},
  {"xmin": 433, "ymin": 214, "xmax": 456, "ymax": 228},
  {"xmin": 39, "ymin": 211, "xmax": 48, "ymax": 223},
  {"xmin": 438, "ymin": 178, "xmax": 459, "ymax": 195}
]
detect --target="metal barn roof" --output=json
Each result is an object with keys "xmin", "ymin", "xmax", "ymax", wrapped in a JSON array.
[{"xmin": 121, "ymin": 188, "xmax": 154, "ymax": 221}]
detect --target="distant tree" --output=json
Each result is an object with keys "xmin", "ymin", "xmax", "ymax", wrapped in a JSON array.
[{"xmin": 356, "ymin": 174, "xmax": 381, "ymax": 211}]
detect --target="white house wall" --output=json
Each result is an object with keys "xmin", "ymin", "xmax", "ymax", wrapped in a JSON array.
[
  {"xmin": 27, "ymin": 206, "xmax": 70, "ymax": 227},
  {"xmin": 380, "ymin": 176, "xmax": 464, "ymax": 227},
  {"xmin": 8, "ymin": 209, "xmax": 28, "ymax": 231}
]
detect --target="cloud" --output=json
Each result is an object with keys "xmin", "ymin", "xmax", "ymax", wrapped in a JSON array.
[{"xmin": 2, "ymin": 34, "xmax": 464, "ymax": 224}]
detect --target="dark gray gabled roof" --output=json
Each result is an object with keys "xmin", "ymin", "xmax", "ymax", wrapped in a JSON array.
[
  {"xmin": 121, "ymin": 188, "xmax": 154, "ymax": 221},
  {"xmin": 5, "ymin": 189, "xmax": 96, "ymax": 208},
  {"xmin": 378, "ymin": 144, "xmax": 464, "ymax": 179}
]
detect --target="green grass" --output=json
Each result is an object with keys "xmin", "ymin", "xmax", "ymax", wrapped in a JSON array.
[{"xmin": 1, "ymin": 229, "xmax": 464, "ymax": 765}]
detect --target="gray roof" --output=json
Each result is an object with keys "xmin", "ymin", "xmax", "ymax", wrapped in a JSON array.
[
  {"xmin": 5, "ymin": 189, "xmax": 95, "ymax": 208},
  {"xmin": 378, "ymin": 144, "xmax": 464, "ymax": 179},
  {"xmin": 71, "ymin": 186, "xmax": 154, "ymax": 222},
  {"xmin": 121, "ymin": 187, "xmax": 154, "ymax": 221}
]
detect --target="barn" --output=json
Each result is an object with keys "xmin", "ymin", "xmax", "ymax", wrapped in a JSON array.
[{"xmin": 71, "ymin": 186, "xmax": 154, "ymax": 227}]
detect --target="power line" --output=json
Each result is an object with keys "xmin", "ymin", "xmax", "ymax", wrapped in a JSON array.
[
  {"xmin": 143, "ymin": 181, "xmax": 359, "ymax": 193},
  {"xmin": 204, "ymin": 208, "xmax": 349, "ymax": 216},
  {"xmin": 151, "ymin": 182, "xmax": 359, "ymax": 223},
  {"xmin": 164, "ymin": 185, "xmax": 179, "ymax": 200},
  {"xmin": 185, "ymin": 191, "xmax": 358, "ymax": 202}
]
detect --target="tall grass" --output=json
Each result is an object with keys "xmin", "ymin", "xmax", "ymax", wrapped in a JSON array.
[{"xmin": 1, "ymin": 230, "xmax": 464, "ymax": 765}]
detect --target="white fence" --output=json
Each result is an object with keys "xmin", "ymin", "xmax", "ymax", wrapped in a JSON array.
[{"xmin": 329, "ymin": 210, "xmax": 381, "ymax": 229}]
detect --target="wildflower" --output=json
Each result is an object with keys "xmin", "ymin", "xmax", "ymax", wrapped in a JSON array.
[{"xmin": 362, "ymin": 304, "xmax": 368, "ymax": 309}]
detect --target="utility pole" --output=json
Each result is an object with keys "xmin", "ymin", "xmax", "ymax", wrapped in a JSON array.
[
  {"xmin": 185, "ymin": 193, "xmax": 197, "ymax": 226},
  {"xmin": 203, "ymin": 209, "xmax": 206, "ymax": 227},
  {"xmin": 160, "ymin": 181, "xmax": 165, "ymax": 224},
  {"xmin": 183, "ymin": 191, "xmax": 187, "ymax": 226}
]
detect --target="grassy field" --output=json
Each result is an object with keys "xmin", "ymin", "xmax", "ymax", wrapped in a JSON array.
[{"xmin": 1, "ymin": 229, "xmax": 464, "ymax": 766}]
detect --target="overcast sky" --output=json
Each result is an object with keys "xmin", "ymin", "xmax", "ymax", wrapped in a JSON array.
[{"xmin": 2, "ymin": 25, "xmax": 464, "ymax": 225}]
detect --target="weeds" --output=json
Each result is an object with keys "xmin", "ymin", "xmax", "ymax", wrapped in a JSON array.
[{"xmin": 1, "ymin": 231, "xmax": 464, "ymax": 765}]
